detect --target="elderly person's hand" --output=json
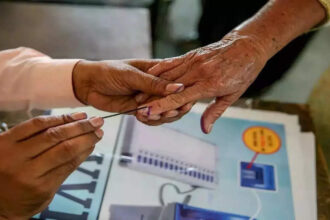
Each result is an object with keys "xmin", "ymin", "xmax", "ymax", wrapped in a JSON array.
[
  {"xmin": 133, "ymin": 59, "xmax": 195, "ymax": 125},
  {"xmin": 0, "ymin": 113, "xmax": 103, "ymax": 219},
  {"xmin": 72, "ymin": 59, "xmax": 184, "ymax": 113},
  {"xmin": 136, "ymin": 0, "xmax": 327, "ymax": 133},
  {"xmin": 136, "ymin": 32, "xmax": 266, "ymax": 132}
]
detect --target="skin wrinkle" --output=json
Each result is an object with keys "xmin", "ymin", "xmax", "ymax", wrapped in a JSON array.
[
  {"xmin": 137, "ymin": 32, "xmax": 266, "ymax": 124},
  {"xmin": 135, "ymin": 0, "xmax": 326, "ymax": 132},
  {"xmin": 236, "ymin": 0, "xmax": 325, "ymax": 58},
  {"xmin": 74, "ymin": 59, "xmax": 186, "ymax": 114}
]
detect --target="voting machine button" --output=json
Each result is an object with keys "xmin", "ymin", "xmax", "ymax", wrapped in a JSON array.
[{"xmin": 240, "ymin": 161, "xmax": 276, "ymax": 191}]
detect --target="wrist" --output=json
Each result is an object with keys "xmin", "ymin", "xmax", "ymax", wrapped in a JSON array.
[
  {"xmin": 222, "ymin": 31, "xmax": 269, "ymax": 65},
  {"xmin": 233, "ymin": 0, "xmax": 326, "ymax": 59},
  {"xmin": 72, "ymin": 60, "xmax": 93, "ymax": 105}
]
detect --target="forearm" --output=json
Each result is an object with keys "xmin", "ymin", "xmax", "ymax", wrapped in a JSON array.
[
  {"xmin": 233, "ymin": 0, "xmax": 326, "ymax": 58},
  {"xmin": 0, "ymin": 47, "xmax": 82, "ymax": 111}
]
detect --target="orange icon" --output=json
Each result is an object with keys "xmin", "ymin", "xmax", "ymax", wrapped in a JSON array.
[{"xmin": 243, "ymin": 126, "xmax": 281, "ymax": 154}]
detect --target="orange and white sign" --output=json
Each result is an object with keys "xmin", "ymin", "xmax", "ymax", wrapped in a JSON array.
[{"xmin": 243, "ymin": 126, "xmax": 281, "ymax": 154}]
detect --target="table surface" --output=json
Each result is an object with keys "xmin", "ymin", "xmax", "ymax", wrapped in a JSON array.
[
  {"xmin": 236, "ymin": 99, "xmax": 330, "ymax": 220},
  {"xmin": 50, "ymin": 101, "xmax": 329, "ymax": 219}
]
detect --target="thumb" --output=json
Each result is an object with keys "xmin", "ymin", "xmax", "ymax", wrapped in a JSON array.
[
  {"xmin": 148, "ymin": 56, "xmax": 185, "ymax": 76},
  {"xmin": 201, "ymin": 95, "xmax": 237, "ymax": 134},
  {"xmin": 125, "ymin": 59, "xmax": 162, "ymax": 72},
  {"xmin": 130, "ymin": 70, "xmax": 185, "ymax": 96}
]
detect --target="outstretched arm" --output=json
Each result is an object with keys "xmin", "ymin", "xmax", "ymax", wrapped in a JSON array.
[
  {"xmin": 0, "ymin": 47, "xmax": 182, "ymax": 113},
  {"xmin": 0, "ymin": 47, "xmax": 81, "ymax": 111},
  {"xmin": 137, "ymin": 0, "xmax": 328, "ymax": 133}
]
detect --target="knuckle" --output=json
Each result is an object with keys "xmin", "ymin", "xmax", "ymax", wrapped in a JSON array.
[
  {"xmin": 61, "ymin": 114, "xmax": 74, "ymax": 123},
  {"xmin": 77, "ymin": 120, "xmax": 92, "ymax": 133},
  {"xmin": 62, "ymin": 140, "xmax": 76, "ymax": 159},
  {"xmin": 161, "ymin": 73, "xmax": 172, "ymax": 81},
  {"xmin": 162, "ymin": 71, "xmax": 181, "ymax": 81},
  {"xmin": 152, "ymin": 99, "xmax": 163, "ymax": 110},
  {"xmin": 150, "ymin": 78, "xmax": 163, "ymax": 91},
  {"xmin": 31, "ymin": 116, "xmax": 47, "ymax": 128},
  {"xmin": 45, "ymin": 127, "xmax": 66, "ymax": 143},
  {"xmin": 167, "ymin": 95, "xmax": 186, "ymax": 107}
]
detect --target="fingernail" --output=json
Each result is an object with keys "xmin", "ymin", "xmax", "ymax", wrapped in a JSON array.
[
  {"xmin": 165, "ymin": 110, "xmax": 179, "ymax": 118},
  {"xmin": 182, "ymin": 103, "xmax": 193, "ymax": 111},
  {"xmin": 71, "ymin": 112, "xmax": 87, "ymax": 120},
  {"xmin": 138, "ymin": 106, "xmax": 150, "ymax": 116},
  {"xmin": 201, "ymin": 117, "xmax": 208, "ymax": 134},
  {"xmin": 207, "ymin": 124, "xmax": 213, "ymax": 134},
  {"xmin": 95, "ymin": 129, "xmax": 104, "ymax": 138},
  {"xmin": 89, "ymin": 117, "xmax": 104, "ymax": 127},
  {"xmin": 148, "ymin": 114, "xmax": 161, "ymax": 120},
  {"xmin": 166, "ymin": 83, "xmax": 184, "ymax": 93}
]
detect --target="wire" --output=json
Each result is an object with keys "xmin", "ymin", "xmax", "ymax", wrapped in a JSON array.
[
  {"xmin": 102, "ymin": 106, "xmax": 148, "ymax": 119},
  {"xmin": 157, "ymin": 183, "xmax": 199, "ymax": 219},
  {"xmin": 249, "ymin": 189, "xmax": 262, "ymax": 220},
  {"xmin": 159, "ymin": 183, "xmax": 198, "ymax": 206}
]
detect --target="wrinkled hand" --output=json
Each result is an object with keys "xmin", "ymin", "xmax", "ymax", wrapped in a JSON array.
[
  {"xmin": 0, "ymin": 113, "xmax": 103, "ymax": 219},
  {"xmin": 137, "ymin": 32, "xmax": 267, "ymax": 133},
  {"xmin": 134, "ymin": 61, "xmax": 195, "ymax": 125},
  {"xmin": 72, "ymin": 59, "xmax": 184, "ymax": 113}
]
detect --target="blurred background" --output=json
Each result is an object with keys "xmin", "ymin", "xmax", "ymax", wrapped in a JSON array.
[
  {"xmin": 0, "ymin": 0, "xmax": 330, "ymax": 102},
  {"xmin": 0, "ymin": 0, "xmax": 330, "ymax": 166}
]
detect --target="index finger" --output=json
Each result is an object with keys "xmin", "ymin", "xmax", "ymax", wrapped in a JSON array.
[
  {"xmin": 20, "ymin": 117, "xmax": 103, "ymax": 158},
  {"xmin": 138, "ymin": 84, "xmax": 205, "ymax": 116},
  {"xmin": 8, "ymin": 112, "xmax": 87, "ymax": 141},
  {"xmin": 147, "ymin": 56, "xmax": 185, "ymax": 76},
  {"xmin": 125, "ymin": 59, "xmax": 162, "ymax": 72}
]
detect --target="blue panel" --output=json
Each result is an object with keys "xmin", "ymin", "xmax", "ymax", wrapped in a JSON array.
[
  {"xmin": 174, "ymin": 203, "xmax": 253, "ymax": 220},
  {"xmin": 240, "ymin": 162, "xmax": 276, "ymax": 191}
]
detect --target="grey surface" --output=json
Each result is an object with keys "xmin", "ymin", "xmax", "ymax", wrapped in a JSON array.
[{"xmin": 0, "ymin": 2, "xmax": 151, "ymax": 60}]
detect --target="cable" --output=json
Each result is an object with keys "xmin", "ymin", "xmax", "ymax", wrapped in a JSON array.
[
  {"xmin": 249, "ymin": 189, "xmax": 262, "ymax": 220},
  {"xmin": 159, "ymin": 183, "xmax": 198, "ymax": 206},
  {"xmin": 158, "ymin": 183, "xmax": 199, "ymax": 220}
]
